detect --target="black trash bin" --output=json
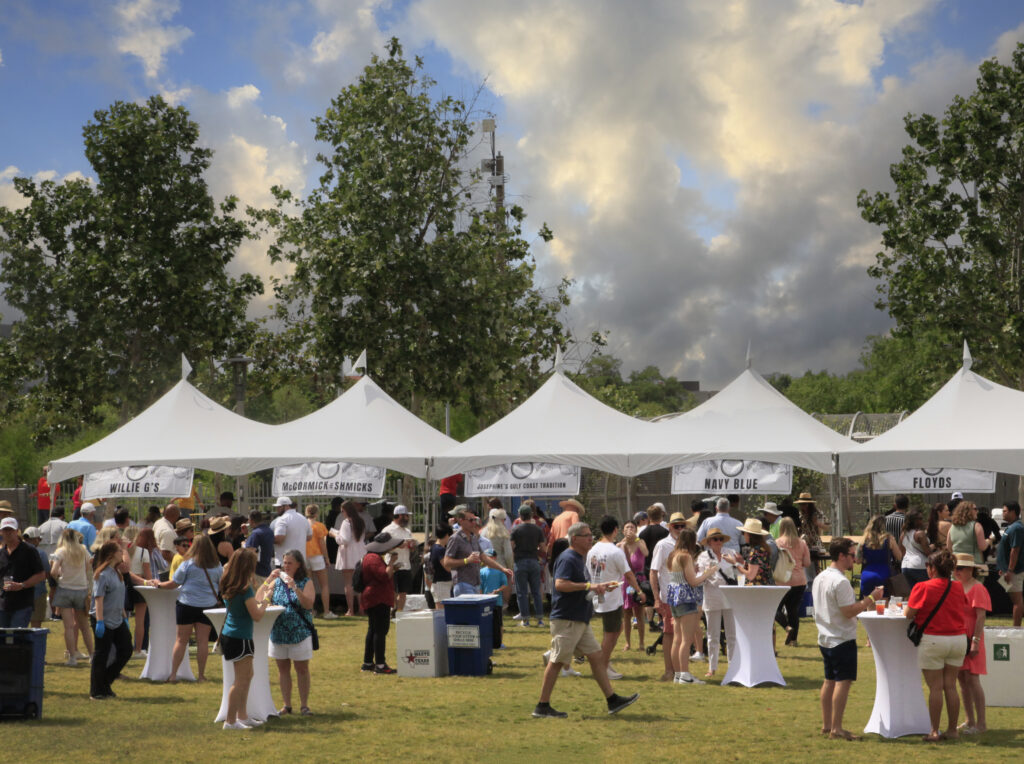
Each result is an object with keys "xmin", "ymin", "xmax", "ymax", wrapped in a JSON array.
[{"xmin": 0, "ymin": 628, "xmax": 48, "ymax": 719}]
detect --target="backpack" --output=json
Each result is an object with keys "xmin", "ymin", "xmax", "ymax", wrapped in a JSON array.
[
  {"xmin": 773, "ymin": 546, "xmax": 796, "ymax": 584},
  {"xmin": 352, "ymin": 560, "xmax": 366, "ymax": 593}
]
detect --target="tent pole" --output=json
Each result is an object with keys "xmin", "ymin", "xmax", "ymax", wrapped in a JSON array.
[
  {"xmin": 626, "ymin": 476, "xmax": 632, "ymax": 517},
  {"xmin": 832, "ymin": 455, "xmax": 842, "ymax": 536}
]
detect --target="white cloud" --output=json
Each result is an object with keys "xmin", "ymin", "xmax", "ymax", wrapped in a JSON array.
[
  {"xmin": 400, "ymin": 0, "xmax": 996, "ymax": 385},
  {"xmin": 226, "ymin": 84, "xmax": 261, "ymax": 109},
  {"xmin": 114, "ymin": 0, "xmax": 192, "ymax": 79}
]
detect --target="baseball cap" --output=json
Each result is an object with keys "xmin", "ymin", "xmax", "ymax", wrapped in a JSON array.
[
  {"xmin": 951, "ymin": 491, "xmax": 964, "ymax": 501},
  {"xmin": 393, "ymin": 505, "xmax": 411, "ymax": 516},
  {"xmin": 0, "ymin": 517, "xmax": 19, "ymax": 531},
  {"xmin": 80, "ymin": 502, "xmax": 96, "ymax": 514},
  {"xmin": 274, "ymin": 496, "xmax": 292, "ymax": 508},
  {"xmin": 23, "ymin": 526, "xmax": 41, "ymax": 539}
]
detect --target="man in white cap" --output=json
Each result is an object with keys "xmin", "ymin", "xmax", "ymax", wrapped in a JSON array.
[
  {"xmin": 272, "ymin": 496, "xmax": 311, "ymax": 567},
  {"xmin": 1, "ymin": 518, "xmax": 47, "ymax": 628},
  {"xmin": 381, "ymin": 505, "xmax": 415, "ymax": 613},
  {"xmin": 760, "ymin": 502, "xmax": 783, "ymax": 539},
  {"xmin": 68, "ymin": 502, "xmax": 100, "ymax": 550}
]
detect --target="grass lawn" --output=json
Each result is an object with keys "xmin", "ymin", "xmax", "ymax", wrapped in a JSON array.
[{"xmin": 4, "ymin": 612, "xmax": 1022, "ymax": 763}]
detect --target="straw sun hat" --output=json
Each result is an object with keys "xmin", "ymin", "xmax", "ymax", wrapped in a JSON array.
[{"xmin": 739, "ymin": 518, "xmax": 771, "ymax": 536}]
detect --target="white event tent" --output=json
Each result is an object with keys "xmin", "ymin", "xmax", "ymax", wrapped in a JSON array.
[
  {"xmin": 268, "ymin": 374, "xmax": 456, "ymax": 478},
  {"xmin": 840, "ymin": 344, "xmax": 1024, "ymax": 477},
  {"xmin": 628, "ymin": 365, "xmax": 855, "ymax": 477},
  {"xmin": 48, "ymin": 377, "xmax": 279, "ymax": 483},
  {"xmin": 431, "ymin": 370, "xmax": 655, "ymax": 478}
]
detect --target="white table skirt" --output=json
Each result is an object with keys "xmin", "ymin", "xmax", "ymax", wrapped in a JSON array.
[
  {"xmin": 204, "ymin": 606, "xmax": 284, "ymax": 723},
  {"xmin": 719, "ymin": 585, "xmax": 788, "ymax": 687},
  {"xmin": 858, "ymin": 612, "xmax": 930, "ymax": 738},
  {"xmin": 136, "ymin": 587, "xmax": 195, "ymax": 682}
]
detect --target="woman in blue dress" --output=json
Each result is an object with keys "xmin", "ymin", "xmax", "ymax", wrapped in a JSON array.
[{"xmin": 856, "ymin": 515, "xmax": 902, "ymax": 596}]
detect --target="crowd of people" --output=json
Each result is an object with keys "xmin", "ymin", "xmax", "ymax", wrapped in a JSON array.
[{"xmin": 2, "ymin": 485, "xmax": 1023, "ymax": 736}]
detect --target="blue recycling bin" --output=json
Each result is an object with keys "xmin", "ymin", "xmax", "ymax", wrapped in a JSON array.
[
  {"xmin": 442, "ymin": 595, "xmax": 500, "ymax": 676},
  {"xmin": 0, "ymin": 628, "xmax": 48, "ymax": 719}
]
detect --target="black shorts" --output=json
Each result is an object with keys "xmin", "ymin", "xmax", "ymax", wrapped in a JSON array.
[
  {"xmin": 820, "ymin": 639, "xmax": 857, "ymax": 682},
  {"xmin": 220, "ymin": 634, "xmax": 254, "ymax": 662},
  {"xmin": 176, "ymin": 602, "xmax": 214, "ymax": 628},
  {"xmin": 440, "ymin": 494, "xmax": 457, "ymax": 513},
  {"xmin": 129, "ymin": 587, "xmax": 146, "ymax": 606},
  {"xmin": 394, "ymin": 569, "xmax": 413, "ymax": 594},
  {"xmin": 601, "ymin": 609, "xmax": 624, "ymax": 633}
]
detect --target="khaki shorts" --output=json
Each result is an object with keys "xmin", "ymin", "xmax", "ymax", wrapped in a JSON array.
[
  {"xmin": 548, "ymin": 619, "xmax": 600, "ymax": 665},
  {"xmin": 1006, "ymin": 571, "xmax": 1023, "ymax": 594},
  {"xmin": 918, "ymin": 633, "xmax": 968, "ymax": 670},
  {"xmin": 32, "ymin": 593, "xmax": 48, "ymax": 624}
]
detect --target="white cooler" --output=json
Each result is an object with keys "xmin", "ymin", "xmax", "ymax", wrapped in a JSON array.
[
  {"xmin": 980, "ymin": 628, "xmax": 1024, "ymax": 706},
  {"xmin": 404, "ymin": 594, "xmax": 429, "ymax": 611},
  {"xmin": 395, "ymin": 609, "xmax": 449, "ymax": 677}
]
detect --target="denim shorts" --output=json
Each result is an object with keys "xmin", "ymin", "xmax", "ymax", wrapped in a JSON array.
[{"xmin": 671, "ymin": 601, "xmax": 698, "ymax": 617}]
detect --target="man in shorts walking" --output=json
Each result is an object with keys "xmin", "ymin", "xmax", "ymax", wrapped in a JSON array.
[
  {"xmin": 812, "ymin": 537, "xmax": 883, "ymax": 740},
  {"xmin": 532, "ymin": 522, "xmax": 639, "ymax": 719}
]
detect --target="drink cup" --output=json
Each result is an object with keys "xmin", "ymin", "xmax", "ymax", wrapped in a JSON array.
[
  {"xmin": 2, "ymin": 576, "xmax": 13, "ymax": 591},
  {"xmin": 875, "ymin": 599, "xmax": 886, "ymax": 615}
]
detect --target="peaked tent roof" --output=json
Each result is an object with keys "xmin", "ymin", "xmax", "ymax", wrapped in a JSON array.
[
  {"xmin": 839, "ymin": 359, "xmax": 1024, "ymax": 476},
  {"xmin": 48, "ymin": 379, "xmax": 280, "ymax": 483},
  {"xmin": 630, "ymin": 367, "xmax": 854, "ymax": 476},
  {"xmin": 266, "ymin": 375, "xmax": 456, "ymax": 478},
  {"xmin": 432, "ymin": 371, "xmax": 655, "ymax": 477}
]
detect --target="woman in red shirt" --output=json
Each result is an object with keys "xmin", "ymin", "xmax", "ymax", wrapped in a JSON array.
[
  {"xmin": 360, "ymin": 532, "xmax": 402, "ymax": 674},
  {"xmin": 905, "ymin": 549, "xmax": 970, "ymax": 742}
]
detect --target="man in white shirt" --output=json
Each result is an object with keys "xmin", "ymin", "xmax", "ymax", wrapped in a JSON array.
[
  {"xmin": 272, "ymin": 496, "xmax": 312, "ymax": 566},
  {"xmin": 697, "ymin": 497, "xmax": 745, "ymax": 554},
  {"xmin": 649, "ymin": 512, "xmax": 686, "ymax": 682},
  {"xmin": 381, "ymin": 505, "xmax": 415, "ymax": 613},
  {"xmin": 37, "ymin": 508, "xmax": 68, "ymax": 557},
  {"xmin": 586, "ymin": 515, "xmax": 645, "ymax": 680},
  {"xmin": 152, "ymin": 503, "xmax": 180, "ymax": 564},
  {"xmin": 812, "ymin": 537, "xmax": 883, "ymax": 741}
]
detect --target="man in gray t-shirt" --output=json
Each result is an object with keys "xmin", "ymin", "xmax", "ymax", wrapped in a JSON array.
[{"xmin": 443, "ymin": 508, "xmax": 512, "ymax": 595}]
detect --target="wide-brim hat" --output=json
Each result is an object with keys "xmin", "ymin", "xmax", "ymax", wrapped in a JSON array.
[
  {"xmin": 175, "ymin": 518, "xmax": 195, "ymax": 533},
  {"xmin": 366, "ymin": 532, "xmax": 403, "ymax": 554},
  {"xmin": 760, "ymin": 502, "xmax": 781, "ymax": 517},
  {"xmin": 740, "ymin": 518, "xmax": 770, "ymax": 536},
  {"xmin": 954, "ymin": 552, "xmax": 988, "ymax": 573},
  {"xmin": 794, "ymin": 492, "xmax": 815, "ymax": 505},
  {"xmin": 704, "ymin": 526, "xmax": 730, "ymax": 541},
  {"xmin": 669, "ymin": 512, "xmax": 688, "ymax": 525},
  {"xmin": 559, "ymin": 498, "xmax": 585, "ymax": 514},
  {"xmin": 208, "ymin": 516, "xmax": 230, "ymax": 534}
]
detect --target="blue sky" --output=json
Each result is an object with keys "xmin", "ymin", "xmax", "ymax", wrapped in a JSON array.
[{"xmin": 2, "ymin": 1, "xmax": 1023, "ymax": 386}]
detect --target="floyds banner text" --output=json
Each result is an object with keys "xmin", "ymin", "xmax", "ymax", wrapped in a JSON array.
[
  {"xmin": 872, "ymin": 468, "xmax": 996, "ymax": 495},
  {"xmin": 82, "ymin": 466, "xmax": 194, "ymax": 500},
  {"xmin": 272, "ymin": 462, "xmax": 386, "ymax": 498},
  {"xmin": 464, "ymin": 463, "xmax": 581, "ymax": 497},
  {"xmin": 671, "ymin": 460, "xmax": 792, "ymax": 495}
]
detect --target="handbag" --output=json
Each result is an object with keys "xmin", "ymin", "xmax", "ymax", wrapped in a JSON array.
[
  {"xmin": 201, "ymin": 565, "xmax": 224, "ymax": 607},
  {"xmin": 286, "ymin": 583, "xmax": 320, "ymax": 651},
  {"xmin": 907, "ymin": 580, "xmax": 951, "ymax": 646},
  {"xmin": 773, "ymin": 547, "xmax": 796, "ymax": 584},
  {"xmin": 666, "ymin": 577, "xmax": 703, "ymax": 607}
]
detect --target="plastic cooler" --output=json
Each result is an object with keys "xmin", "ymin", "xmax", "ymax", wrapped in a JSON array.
[
  {"xmin": 395, "ymin": 609, "xmax": 449, "ymax": 677},
  {"xmin": 980, "ymin": 627, "xmax": 1024, "ymax": 706},
  {"xmin": 0, "ymin": 628, "xmax": 48, "ymax": 719},
  {"xmin": 442, "ymin": 594, "xmax": 499, "ymax": 676}
]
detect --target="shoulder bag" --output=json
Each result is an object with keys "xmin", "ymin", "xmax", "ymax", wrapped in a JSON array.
[
  {"xmin": 286, "ymin": 582, "xmax": 319, "ymax": 650},
  {"xmin": 907, "ymin": 580, "xmax": 951, "ymax": 646}
]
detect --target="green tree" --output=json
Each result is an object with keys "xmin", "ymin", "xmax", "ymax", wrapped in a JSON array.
[
  {"xmin": 252, "ymin": 39, "xmax": 568, "ymax": 415},
  {"xmin": 0, "ymin": 95, "xmax": 263, "ymax": 430},
  {"xmin": 858, "ymin": 44, "xmax": 1024, "ymax": 389}
]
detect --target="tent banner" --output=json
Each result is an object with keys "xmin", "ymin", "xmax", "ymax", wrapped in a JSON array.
[
  {"xmin": 872, "ymin": 468, "xmax": 996, "ymax": 495},
  {"xmin": 464, "ymin": 463, "xmax": 581, "ymax": 497},
  {"xmin": 272, "ymin": 462, "xmax": 385, "ymax": 498},
  {"xmin": 671, "ymin": 460, "xmax": 792, "ymax": 495},
  {"xmin": 82, "ymin": 466, "xmax": 194, "ymax": 500}
]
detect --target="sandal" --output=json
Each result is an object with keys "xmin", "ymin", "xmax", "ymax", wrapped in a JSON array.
[
  {"xmin": 922, "ymin": 733, "xmax": 945, "ymax": 743},
  {"xmin": 300, "ymin": 707, "xmax": 312, "ymax": 716},
  {"xmin": 279, "ymin": 705, "xmax": 292, "ymax": 715}
]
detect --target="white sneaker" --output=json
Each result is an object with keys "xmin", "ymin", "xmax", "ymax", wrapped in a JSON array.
[
  {"xmin": 691, "ymin": 652, "xmax": 705, "ymax": 662},
  {"xmin": 560, "ymin": 667, "xmax": 582, "ymax": 677},
  {"xmin": 64, "ymin": 653, "xmax": 77, "ymax": 667},
  {"xmin": 238, "ymin": 717, "xmax": 264, "ymax": 727},
  {"xmin": 606, "ymin": 666, "xmax": 624, "ymax": 680},
  {"xmin": 322, "ymin": 612, "xmax": 339, "ymax": 620},
  {"xmin": 132, "ymin": 650, "xmax": 146, "ymax": 660},
  {"xmin": 519, "ymin": 620, "xmax": 530, "ymax": 627},
  {"xmin": 512, "ymin": 613, "xmax": 523, "ymax": 620},
  {"xmin": 222, "ymin": 721, "xmax": 248, "ymax": 730},
  {"xmin": 676, "ymin": 671, "xmax": 705, "ymax": 685}
]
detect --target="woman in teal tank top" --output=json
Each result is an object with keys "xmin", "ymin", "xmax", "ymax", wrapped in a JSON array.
[{"xmin": 219, "ymin": 548, "xmax": 269, "ymax": 730}]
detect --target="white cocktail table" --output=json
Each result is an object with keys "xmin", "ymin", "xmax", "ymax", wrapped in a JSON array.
[
  {"xmin": 719, "ymin": 585, "xmax": 788, "ymax": 687},
  {"xmin": 204, "ymin": 605, "xmax": 284, "ymax": 723},
  {"xmin": 858, "ymin": 612, "xmax": 930, "ymax": 737},
  {"xmin": 137, "ymin": 586, "xmax": 195, "ymax": 682}
]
